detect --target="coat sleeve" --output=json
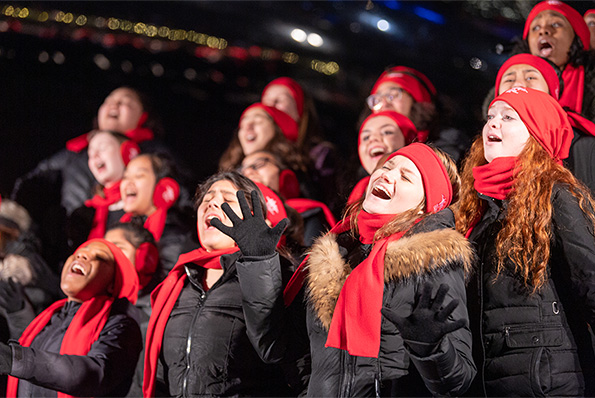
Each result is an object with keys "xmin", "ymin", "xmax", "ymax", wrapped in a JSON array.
[
  {"xmin": 552, "ymin": 187, "xmax": 595, "ymax": 326},
  {"xmin": 9, "ymin": 311, "xmax": 142, "ymax": 396},
  {"xmin": 389, "ymin": 269, "xmax": 476, "ymax": 396}
]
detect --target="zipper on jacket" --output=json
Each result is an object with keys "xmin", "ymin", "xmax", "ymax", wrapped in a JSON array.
[
  {"xmin": 339, "ymin": 350, "xmax": 355, "ymax": 397},
  {"xmin": 182, "ymin": 288, "xmax": 207, "ymax": 398},
  {"xmin": 374, "ymin": 357, "xmax": 382, "ymax": 398}
]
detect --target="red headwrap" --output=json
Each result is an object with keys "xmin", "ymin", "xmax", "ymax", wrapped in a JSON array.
[
  {"xmin": 240, "ymin": 103, "xmax": 299, "ymax": 143},
  {"xmin": 262, "ymin": 77, "xmax": 305, "ymax": 118},
  {"xmin": 142, "ymin": 246, "xmax": 239, "ymax": 397},
  {"xmin": 585, "ymin": 9, "xmax": 595, "ymax": 17},
  {"xmin": 359, "ymin": 111, "xmax": 418, "ymax": 150},
  {"xmin": 490, "ymin": 87, "xmax": 573, "ymax": 164},
  {"xmin": 7, "ymin": 239, "xmax": 139, "ymax": 398},
  {"xmin": 523, "ymin": 1, "xmax": 591, "ymax": 50},
  {"xmin": 370, "ymin": 66, "xmax": 436, "ymax": 103},
  {"xmin": 495, "ymin": 54, "xmax": 561, "ymax": 99}
]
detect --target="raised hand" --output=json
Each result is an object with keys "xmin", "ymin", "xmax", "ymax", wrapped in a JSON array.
[
  {"xmin": 210, "ymin": 190, "xmax": 288, "ymax": 257},
  {"xmin": 382, "ymin": 283, "xmax": 466, "ymax": 356}
]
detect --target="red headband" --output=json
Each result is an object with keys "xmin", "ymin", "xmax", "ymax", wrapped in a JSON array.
[
  {"xmin": 240, "ymin": 103, "xmax": 299, "ymax": 143},
  {"xmin": 495, "ymin": 54, "xmax": 561, "ymax": 99},
  {"xmin": 385, "ymin": 143, "xmax": 452, "ymax": 213},
  {"xmin": 523, "ymin": 1, "xmax": 591, "ymax": 50},
  {"xmin": 76, "ymin": 238, "xmax": 139, "ymax": 304},
  {"xmin": 370, "ymin": 66, "xmax": 436, "ymax": 103},
  {"xmin": 358, "ymin": 111, "xmax": 418, "ymax": 150},
  {"xmin": 262, "ymin": 77, "xmax": 305, "ymax": 118},
  {"xmin": 585, "ymin": 9, "xmax": 595, "ymax": 17},
  {"xmin": 490, "ymin": 87, "xmax": 572, "ymax": 164}
]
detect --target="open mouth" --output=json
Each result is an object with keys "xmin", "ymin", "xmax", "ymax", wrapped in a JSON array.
[
  {"xmin": 371, "ymin": 185, "xmax": 391, "ymax": 200},
  {"xmin": 95, "ymin": 161, "xmax": 106, "ymax": 172},
  {"xmin": 205, "ymin": 215, "xmax": 219, "ymax": 228},
  {"xmin": 369, "ymin": 147, "xmax": 386, "ymax": 158},
  {"xmin": 487, "ymin": 134, "xmax": 502, "ymax": 142},
  {"xmin": 245, "ymin": 133, "xmax": 256, "ymax": 142},
  {"xmin": 538, "ymin": 39, "xmax": 553, "ymax": 57},
  {"xmin": 71, "ymin": 262, "xmax": 87, "ymax": 276}
]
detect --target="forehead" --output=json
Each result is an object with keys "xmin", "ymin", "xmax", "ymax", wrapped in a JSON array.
[
  {"xmin": 104, "ymin": 228, "xmax": 129, "ymax": 243},
  {"xmin": 127, "ymin": 155, "xmax": 153, "ymax": 171},
  {"xmin": 205, "ymin": 179, "xmax": 238, "ymax": 195},
  {"xmin": 489, "ymin": 100, "xmax": 517, "ymax": 113},
  {"xmin": 242, "ymin": 107, "xmax": 270, "ymax": 120},
  {"xmin": 107, "ymin": 88, "xmax": 141, "ymax": 102},
  {"xmin": 242, "ymin": 152, "xmax": 276, "ymax": 165},
  {"xmin": 80, "ymin": 241, "xmax": 114, "ymax": 259},
  {"xmin": 503, "ymin": 63, "xmax": 543, "ymax": 76},
  {"xmin": 375, "ymin": 81, "xmax": 403, "ymax": 93},
  {"xmin": 384, "ymin": 155, "xmax": 420, "ymax": 174},
  {"xmin": 89, "ymin": 132, "xmax": 119, "ymax": 147},
  {"xmin": 362, "ymin": 115, "xmax": 399, "ymax": 130},
  {"xmin": 263, "ymin": 84, "xmax": 294, "ymax": 99},
  {"xmin": 532, "ymin": 9, "xmax": 569, "ymax": 23}
]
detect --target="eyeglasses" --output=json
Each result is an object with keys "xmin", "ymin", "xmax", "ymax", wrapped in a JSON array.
[
  {"xmin": 366, "ymin": 88, "xmax": 406, "ymax": 111},
  {"xmin": 238, "ymin": 157, "xmax": 276, "ymax": 174}
]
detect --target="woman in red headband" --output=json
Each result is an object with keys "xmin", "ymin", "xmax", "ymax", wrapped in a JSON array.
[
  {"xmin": 0, "ymin": 238, "xmax": 142, "ymax": 397},
  {"xmin": 453, "ymin": 87, "xmax": 595, "ymax": 396},
  {"xmin": 512, "ymin": 1, "xmax": 595, "ymax": 123},
  {"xmin": 212, "ymin": 143, "xmax": 476, "ymax": 397},
  {"xmin": 138, "ymin": 171, "xmax": 303, "ymax": 397}
]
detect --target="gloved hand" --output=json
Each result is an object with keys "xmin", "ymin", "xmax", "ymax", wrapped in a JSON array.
[
  {"xmin": 381, "ymin": 283, "xmax": 465, "ymax": 357},
  {"xmin": 0, "ymin": 341, "xmax": 12, "ymax": 374},
  {"xmin": 210, "ymin": 190, "xmax": 289, "ymax": 257},
  {"xmin": 0, "ymin": 278, "xmax": 25, "ymax": 314}
]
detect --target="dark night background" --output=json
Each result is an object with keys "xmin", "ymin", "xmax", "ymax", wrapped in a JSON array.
[{"xmin": 1, "ymin": 0, "xmax": 594, "ymax": 197}]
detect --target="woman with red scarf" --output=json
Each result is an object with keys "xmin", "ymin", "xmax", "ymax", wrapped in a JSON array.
[
  {"xmin": 453, "ymin": 87, "xmax": 595, "ymax": 396},
  {"xmin": 0, "ymin": 238, "xmax": 142, "ymax": 397},
  {"xmin": 138, "ymin": 172, "xmax": 302, "ymax": 397},
  {"xmin": 512, "ymin": 1, "xmax": 595, "ymax": 123},
  {"xmin": 212, "ymin": 143, "xmax": 476, "ymax": 396}
]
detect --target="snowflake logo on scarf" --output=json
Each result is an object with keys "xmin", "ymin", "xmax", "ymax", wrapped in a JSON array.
[
  {"xmin": 432, "ymin": 194, "xmax": 448, "ymax": 213},
  {"xmin": 266, "ymin": 196, "xmax": 279, "ymax": 215},
  {"xmin": 505, "ymin": 87, "xmax": 528, "ymax": 95}
]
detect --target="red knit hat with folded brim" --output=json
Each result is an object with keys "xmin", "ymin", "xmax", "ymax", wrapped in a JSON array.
[
  {"xmin": 370, "ymin": 66, "xmax": 436, "ymax": 103},
  {"xmin": 262, "ymin": 77, "xmax": 304, "ymax": 118},
  {"xmin": 523, "ymin": 1, "xmax": 591, "ymax": 50},
  {"xmin": 495, "ymin": 54, "xmax": 561, "ymax": 99},
  {"xmin": 240, "ymin": 103, "xmax": 299, "ymax": 143}
]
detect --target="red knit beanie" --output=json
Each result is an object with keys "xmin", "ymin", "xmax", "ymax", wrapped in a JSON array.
[
  {"xmin": 370, "ymin": 66, "xmax": 436, "ymax": 103},
  {"xmin": 523, "ymin": 1, "xmax": 591, "ymax": 50},
  {"xmin": 262, "ymin": 77, "xmax": 305, "ymax": 118},
  {"xmin": 495, "ymin": 54, "xmax": 561, "ymax": 99},
  {"xmin": 240, "ymin": 103, "xmax": 299, "ymax": 143}
]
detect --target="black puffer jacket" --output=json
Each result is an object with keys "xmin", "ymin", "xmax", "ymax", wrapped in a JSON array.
[
  {"xmin": 238, "ymin": 210, "xmax": 476, "ymax": 397},
  {"xmin": 468, "ymin": 185, "xmax": 595, "ymax": 397},
  {"xmin": 567, "ymin": 127, "xmax": 595, "ymax": 194}
]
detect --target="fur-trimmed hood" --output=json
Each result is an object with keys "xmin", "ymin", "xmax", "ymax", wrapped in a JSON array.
[{"xmin": 306, "ymin": 228, "xmax": 474, "ymax": 330}]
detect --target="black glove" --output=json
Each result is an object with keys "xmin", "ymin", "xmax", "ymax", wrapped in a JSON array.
[
  {"xmin": 0, "ymin": 278, "xmax": 25, "ymax": 314},
  {"xmin": 381, "ymin": 283, "xmax": 465, "ymax": 357},
  {"xmin": 210, "ymin": 190, "xmax": 289, "ymax": 257},
  {"xmin": 0, "ymin": 342, "xmax": 12, "ymax": 374}
]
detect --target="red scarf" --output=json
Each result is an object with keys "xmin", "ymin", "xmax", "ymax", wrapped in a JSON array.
[
  {"xmin": 560, "ymin": 64, "xmax": 585, "ymax": 115},
  {"xmin": 142, "ymin": 247, "xmax": 239, "ymax": 397},
  {"xmin": 567, "ymin": 110, "xmax": 595, "ymax": 137},
  {"xmin": 120, "ymin": 209, "xmax": 167, "ymax": 242},
  {"xmin": 85, "ymin": 182, "xmax": 122, "ymax": 240},
  {"xmin": 7, "ymin": 239, "xmax": 139, "ymax": 398},
  {"xmin": 325, "ymin": 210, "xmax": 411, "ymax": 357},
  {"xmin": 286, "ymin": 198, "xmax": 337, "ymax": 228},
  {"xmin": 472, "ymin": 157, "xmax": 517, "ymax": 200},
  {"xmin": 347, "ymin": 176, "xmax": 370, "ymax": 205}
]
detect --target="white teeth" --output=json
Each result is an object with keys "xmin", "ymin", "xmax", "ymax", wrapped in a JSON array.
[
  {"xmin": 72, "ymin": 264, "xmax": 86, "ymax": 275},
  {"xmin": 370, "ymin": 147, "xmax": 386, "ymax": 157}
]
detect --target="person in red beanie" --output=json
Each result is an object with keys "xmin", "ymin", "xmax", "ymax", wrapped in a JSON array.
[
  {"xmin": 453, "ymin": 87, "xmax": 595, "ymax": 396},
  {"xmin": 136, "ymin": 171, "xmax": 306, "ymax": 397},
  {"xmin": 213, "ymin": 143, "xmax": 476, "ymax": 397},
  {"xmin": 0, "ymin": 238, "xmax": 142, "ymax": 397},
  {"xmin": 494, "ymin": 53, "xmax": 595, "ymax": 193},
  {"xmin": 511, "ymin": 1, "xmax": 595, "ymax": 123}
]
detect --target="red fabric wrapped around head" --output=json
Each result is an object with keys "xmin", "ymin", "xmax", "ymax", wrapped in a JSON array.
[
  {"xmin": 370, "ymin": 66, "xmax": 436, "ymax": 103},
  {"xmin": 240, "ymin": 103, "xmax": 299, "ymax": 143},
  {"xmin": 523, "ymin": 1, "xmax": 591, "ymax": 50},
  {"xmin": 489, "ymin": 87, "xmax": 573, "ymax": 164},
  {"xmin": 495, "ymin": 54, "xmax": 561, "ymax": 99},
  {"xmin": 358, "ymin": 110, "xmax": 418, "ymax": 150},
  {"xmin": 262, "ymin": 77, "xmax": 305, "ymax": 118}
]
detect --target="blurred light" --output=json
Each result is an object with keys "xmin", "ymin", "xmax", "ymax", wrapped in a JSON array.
[
  {"xmin": 261, "ymin": 49, "xmax": 275, "ymax": 60},
  {"xmin": 63, "ymin": 12, "xmax": 74, "ymax": 24},
  {"xmin": 384, "ymin": 0, "xmax": 400, "ymax": 10},
  {"xmin": 291, "ymin": 28, "xmax": 307, "ymax": 42},
  {"xmin": 3, "ymin": 6, "xmax": 14, "ymax": 16},
  {"xmin": 307, "ymin": 33, "xmax": 323, "ymax": 47},
  {"xmin": 206, "ymin": 36, "xmax": 220, "ymax": 48},
  {"xmin": 94, "ymin": 17, "xmax": 106, "ymax": 28},
  {"xmin": 151, "ymin": 63, "xmax": 164, "ymax": 77},
  {"xmin": 55, "ymin": 11, "xmax": 65, "ymax": 22},
  {"xmin": 0, "ymin": 21, "xmax": 9, "ymax": 32},
  {"xmin": 18, "ymin": 7, "xmax": 29, "ymax": 18},
  {"xmin": 75, "ymin": 15, "xmax": 87, "ymax": 26},
  {"xmin": 146, "ymin": 25, "xmax": 158, "ymax": 37},
  {"xmin": 470, "ymin": 57, "xmax": 483, "ymax": 70},
  {"xmin": 282, "ymin": 52, "xmax": 299, "ymax": 64},
  {"xmin": 52, "ymin": 51, "xmax": 65, "ymax": 64},
  {"xmin": 158, "ymin": 26, "xmax": 170, "ymax": 37},
  {"xmin": 107, "ymin": 17, "xmax": 120, "ymax": 30},
  {"xmin": 413, "ymin": 7, "xmax": 445, "ymax": 25},
  {"xmin": 134, "ymin": 22, "xmax": 146, "ymax": 35},
  {"xmin": 93, "ymin": 53, "xmax": 110, "ymax": 70},
  {"xmin": 377, "ymin": 19, "xmax": 389, "ymax": 31},
  {"xmin": 149, "ymin": 40, "xmax": 163, "ymax": 51},
  {"xmin": 38, "ymin": 11, "xmax": 49, "ymax": 22},
  {"xmin": 121, "ymin": 60, "xmax": 133, "ymax": 73},
  {"xmin": 184, "ymin": 68, "xmax": 197, "ymax": 80},
  {"xmin": 38, "ymin": 51, "xmax": 49, "ymax": 63},
  {"xmin": 120, "ymin": 20, "xmax": 133, "ymax": 31}
]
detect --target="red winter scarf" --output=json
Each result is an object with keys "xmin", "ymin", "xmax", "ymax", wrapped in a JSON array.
[
  {"xmin": 120, "ymin": 209, "xmax": 167, "ymax": 241},
  {"xmin": 347, "ymin": 176, "xmax": 370, "ymax": 205},
  {"xmin": 473, "ymin": 157, "xmax": 517, "ymax": 200},
  {"xmin": 85, "ymin": 182, "xmax": 122, "ymax": 239},
  {"xmin": 566, "ymin": 110, "xmax": 595, "ymax": 137},
  {"xmin": 7, "ymin": 239, "xmax": 139, "ymax": 398},
  {"xmin": 560, "ymin": 64, "xmax": 585, "ymax": 115},
  {"xmin": 142, "ymin": 247, "xmax": 239, "ymax": 397}
]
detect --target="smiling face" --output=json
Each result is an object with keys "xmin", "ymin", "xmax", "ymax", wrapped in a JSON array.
[
  {"xmin": 196, "ymin": 179, "xmax": 243, "ymax": 252},
  {"xmin": 238, "ymin": 107, "xmax": 277, "ymax": 156},
  {"xmin": 240, "ymin": 152, "xmax": 281, "ymax": 191},
  {"xmin": 483, "ymin": 101, "xmax": 531, "ymax": 163},
  {"xmin": 262, "ymin": 85, "xmax": 300, "ymax": 122},
  {"xmin": 61, "ymin": 241, "xmax": 116, "ymax": 302},
  {"xmin": 97, "ymin": 87, "xmax": 145, "ymax": 133},
  {"xmin": 87, "ymin": 131, "xmax": 126, "ymax": 187},
  {"xmin": 362, "ymin": 155, "xmax": 425, "ymax": 215},
  {"xmin": 359, "ymin": 115, "xmax": 406, "ymax": 175},
  {"xmin": 528, "ymin": 10, "xmax": 575, "ymax": 68},
  {"xmin": 369, "ymin": 82, "xmax": 414, "ymax": 117},
  {"xmin": 585, "ymin": 13, "xmax": 595, "ymax": 50},
  {"xmin": 498, "ymin": 63, "xmax": 550, "ymax": 95},
  {"xmin": 121, "ymin": 155, "xmax": 157, "ymax": 216}
]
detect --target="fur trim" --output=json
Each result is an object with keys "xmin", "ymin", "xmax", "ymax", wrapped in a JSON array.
[{"xmin": 306, "ymin": 229, "xmax": 474, "ymax": 330}]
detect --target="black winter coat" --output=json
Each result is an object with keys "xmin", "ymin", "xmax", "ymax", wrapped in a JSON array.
[
  {"xmin": 238, "ymin": 210, "xmax": 476, "ymax": 397},
  {"xmin": 468, "ymin": 185, "xmax": 595, "ymax": 397},
  {"xmin": 8, "ymin": 298, "xmax": 142, "ymax": 397}
]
